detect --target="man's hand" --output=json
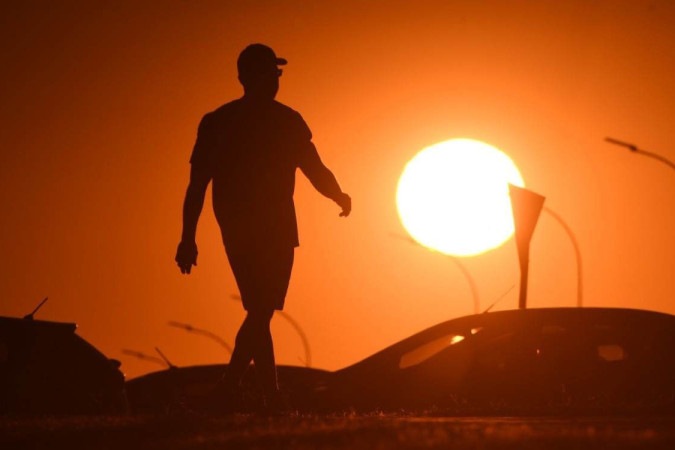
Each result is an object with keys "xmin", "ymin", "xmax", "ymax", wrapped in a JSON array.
[
  {"xmin": 175, "ymin": 241, "xmax": 198, "ymax": 274},
  {"xmin": 336, "ymin": 192, "xmax": 351, "ymax": 217}
]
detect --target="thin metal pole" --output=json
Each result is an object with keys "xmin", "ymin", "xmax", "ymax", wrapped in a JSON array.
[
  {"xmin": 518, "ymin": 254, "xmax": 529, "ymax": 310},
  {"xmin": 542, "ymin": 207, "xmax": 583, "ymax": 307}
]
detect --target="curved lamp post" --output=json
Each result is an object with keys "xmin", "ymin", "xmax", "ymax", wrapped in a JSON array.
[
  {"xmin": 606, "ymin": 137, "xmax": 675, "ymax": 171},
  {"xmin": 449, "ymin": 257, "xmax": 480, "ymax": 315},
  {"xmin": 122, "ymin": 349, "xmax": 166, "ymax": 367},
  {"xmin": 392, "ymin": 233, "xmax": 480, "ymax": 314},
  {"xmin": 542, "ymin": 207, "xmax": 584, "ymax": 307},
  {"xmin": 122, "ymin": 348, "xmax": 176, "ymax": 369},
  {"xmin": 275, "ymin": 311, "xmax": 312, "ymax": 368},
  {"xmin": 168, "ymin": 321, "xmax": 233, "ymax": 355}
]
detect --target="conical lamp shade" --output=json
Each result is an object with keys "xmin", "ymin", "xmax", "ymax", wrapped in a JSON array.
[{"xmin": 509, "ymin": 184, "xmax": 546, "ymax": 309}]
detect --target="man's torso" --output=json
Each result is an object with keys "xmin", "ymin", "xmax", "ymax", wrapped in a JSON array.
[{"xmin": 190, "ymin": 98, "xmax": 312, "ymax": 248}]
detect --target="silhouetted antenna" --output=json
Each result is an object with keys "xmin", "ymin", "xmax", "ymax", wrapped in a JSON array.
[
  {"xmin": 483, "ymin": 284, "xmax": 516, "ymax": 314},
  {"xmin": 23, "ymin": 297, "xmax": 48, "ymax": 320},
  {"xmin": 155, "ymin": 347, "xmax": 177, "ymax": 369},
  {"xmin": 605, "ymin": 137, "xmax": 675, "ymax": 171},
  {"xmin": 122, "ymin": 349, "xmax": 166, "ymax": 367},
  {"xmin": 391, "ymin": 233, "xmax": 480, "ymax": 314},
  {"xmin": 231, "ymin": 294, "xmax": 312, "ymax": 367},
  {"xmin": 168, "ymin": 320, "xmax": 233, "ymax": 354}
]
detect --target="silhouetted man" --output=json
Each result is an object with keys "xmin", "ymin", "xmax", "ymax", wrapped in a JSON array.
[{"xmin": 175, "ymin": 44, "xmax": 351, "ymax": 412}]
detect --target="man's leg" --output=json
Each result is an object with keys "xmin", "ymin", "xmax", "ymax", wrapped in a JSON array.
[
  {"xmin": 220, "ymin": 242, "xmax": 293, "ymax": 408},
  {"xmin": 214, "ymin": 309, "xmax": 277, "ymax": 410},
  {"xmin": 220, "ymin": 313, "xmax": 258, "ymax": 390},
  {"xmin": 246, "ymin": 308, "xmax": 278, "ymax": 398}
]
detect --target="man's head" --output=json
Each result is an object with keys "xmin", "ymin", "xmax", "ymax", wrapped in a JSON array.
[{"xmin": 238, "ymin": 44, "xmax": 286, "ymax": 101}]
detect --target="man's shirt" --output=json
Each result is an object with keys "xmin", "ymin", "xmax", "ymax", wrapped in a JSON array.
[{"xmin": 190, "ymin": 97, "xmax": 332, "ymax": 249}]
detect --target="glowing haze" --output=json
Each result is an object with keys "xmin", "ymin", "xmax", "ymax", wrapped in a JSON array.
[
  {"xmin": 1, "ymin": 1, "xmax": 674, "ymax": 379},
  {"xmin": 397, "ymin": 139, "xmax": 524, "ymax": 256}
]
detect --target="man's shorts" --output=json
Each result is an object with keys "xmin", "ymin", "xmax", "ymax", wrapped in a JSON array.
[{"xmin": 224, "ymin": 242, "xmax": 294, "ymax": 312}]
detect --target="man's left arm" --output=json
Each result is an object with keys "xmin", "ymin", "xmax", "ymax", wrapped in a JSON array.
[{"xmin": 298, "ymin": 141, "xmax": 351, "ymax": 217}]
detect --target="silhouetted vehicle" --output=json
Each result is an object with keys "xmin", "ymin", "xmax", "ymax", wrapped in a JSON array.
[
  {"xmin": 0, "ymin": 315, "xmax": 127, "ymax": 414},
  {"xmin": 126, "ymin": 308, "xmax": 675, "ymax": 414},
  {"xmin": 126, "ymin": 363, "xmax": 330, "ymax": 414}
]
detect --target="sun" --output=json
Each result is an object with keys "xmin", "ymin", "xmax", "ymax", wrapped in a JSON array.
[{"xmin": 396, "ymin": 138, "xmax": 525, "ymax": 257}]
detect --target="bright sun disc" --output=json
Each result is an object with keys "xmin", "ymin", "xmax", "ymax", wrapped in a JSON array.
[{"xmin": 396, "ymin": 138, "xmax": 525, "ymax": 256}]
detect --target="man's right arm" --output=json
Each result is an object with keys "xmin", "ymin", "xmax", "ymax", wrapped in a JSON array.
[
  {"xmin": 176, "ymin": 113, "xmax": 215, "ymax": 274},
  {"xmin": 176, "ymin": 164, "xmax": 211, "ymax": 274}
]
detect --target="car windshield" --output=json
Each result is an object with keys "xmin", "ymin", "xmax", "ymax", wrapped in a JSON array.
[{"xmin": 399, "ymin": 333, "xmax": 465, "ymax": 369}]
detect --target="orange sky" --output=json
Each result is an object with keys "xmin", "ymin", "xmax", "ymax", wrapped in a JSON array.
[{"xmin": 2, "ymin": 1, "xmax": 674, "ymax": 379}]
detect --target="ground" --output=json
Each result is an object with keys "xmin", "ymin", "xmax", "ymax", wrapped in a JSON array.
[{"xmin": 2, "ymin": 414, "xmax": 674, "ymax": 449}]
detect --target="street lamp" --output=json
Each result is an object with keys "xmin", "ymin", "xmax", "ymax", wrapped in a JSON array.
[
  {"xmin": 509, "ymin": 185, "xmax": 584, "ymax": 309},
  {"xmin": 168, "ymin": 321, "xmax": 233, "ymax": 355},
  {"xmin": 605, "ymin": 137, "xmax": 675, "ymax": 171},
  {"xmin": 392, "ymin": 233, "xmax": 480, "ymax": 314},
  {"xmin": 122, "ymin": 347, "xmax": 176, "ymax": 369},
  {"xmin": 509, "ymin": 185, "xmax": 546, "ymax": 309}
]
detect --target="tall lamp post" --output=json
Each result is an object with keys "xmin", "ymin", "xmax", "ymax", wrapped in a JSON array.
[
  {"xmin": 509, "ymin": 185, "xmax": 546, "ymax": 309},
  {"xmin": 509, "ymin": 187, "xmax": 583, "ymax": 308}
]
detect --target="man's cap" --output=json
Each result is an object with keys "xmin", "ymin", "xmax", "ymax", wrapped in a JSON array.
[{"xmin": 237, "ymin": 44, "xmax": 287, "ymax": 77}]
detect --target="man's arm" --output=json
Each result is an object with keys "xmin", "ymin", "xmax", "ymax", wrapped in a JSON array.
[
  {"xmin": 299, "ymin": 142, "xmax": 351, "ymax": 217},
  {"xmin": 176, "ymin": 164, "xmax": 212, "ymax": 274}
]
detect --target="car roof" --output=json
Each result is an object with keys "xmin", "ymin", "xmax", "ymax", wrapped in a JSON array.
[
  {"xmin": 0, "ymin": 316, "xmax": 77, "ymax": 335},
  {"xmin": 336, "ymin": 307, "xmax": 675, "ymax": 374}
]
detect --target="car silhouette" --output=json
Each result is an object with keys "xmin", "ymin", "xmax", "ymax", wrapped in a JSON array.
[
  {"xmin": 0, "ymin": 314, "xmax": 127, "ymax": 415},
  {"xmin": 126, "ymin": 307, "xmax": 675, "ymax": 414}
]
